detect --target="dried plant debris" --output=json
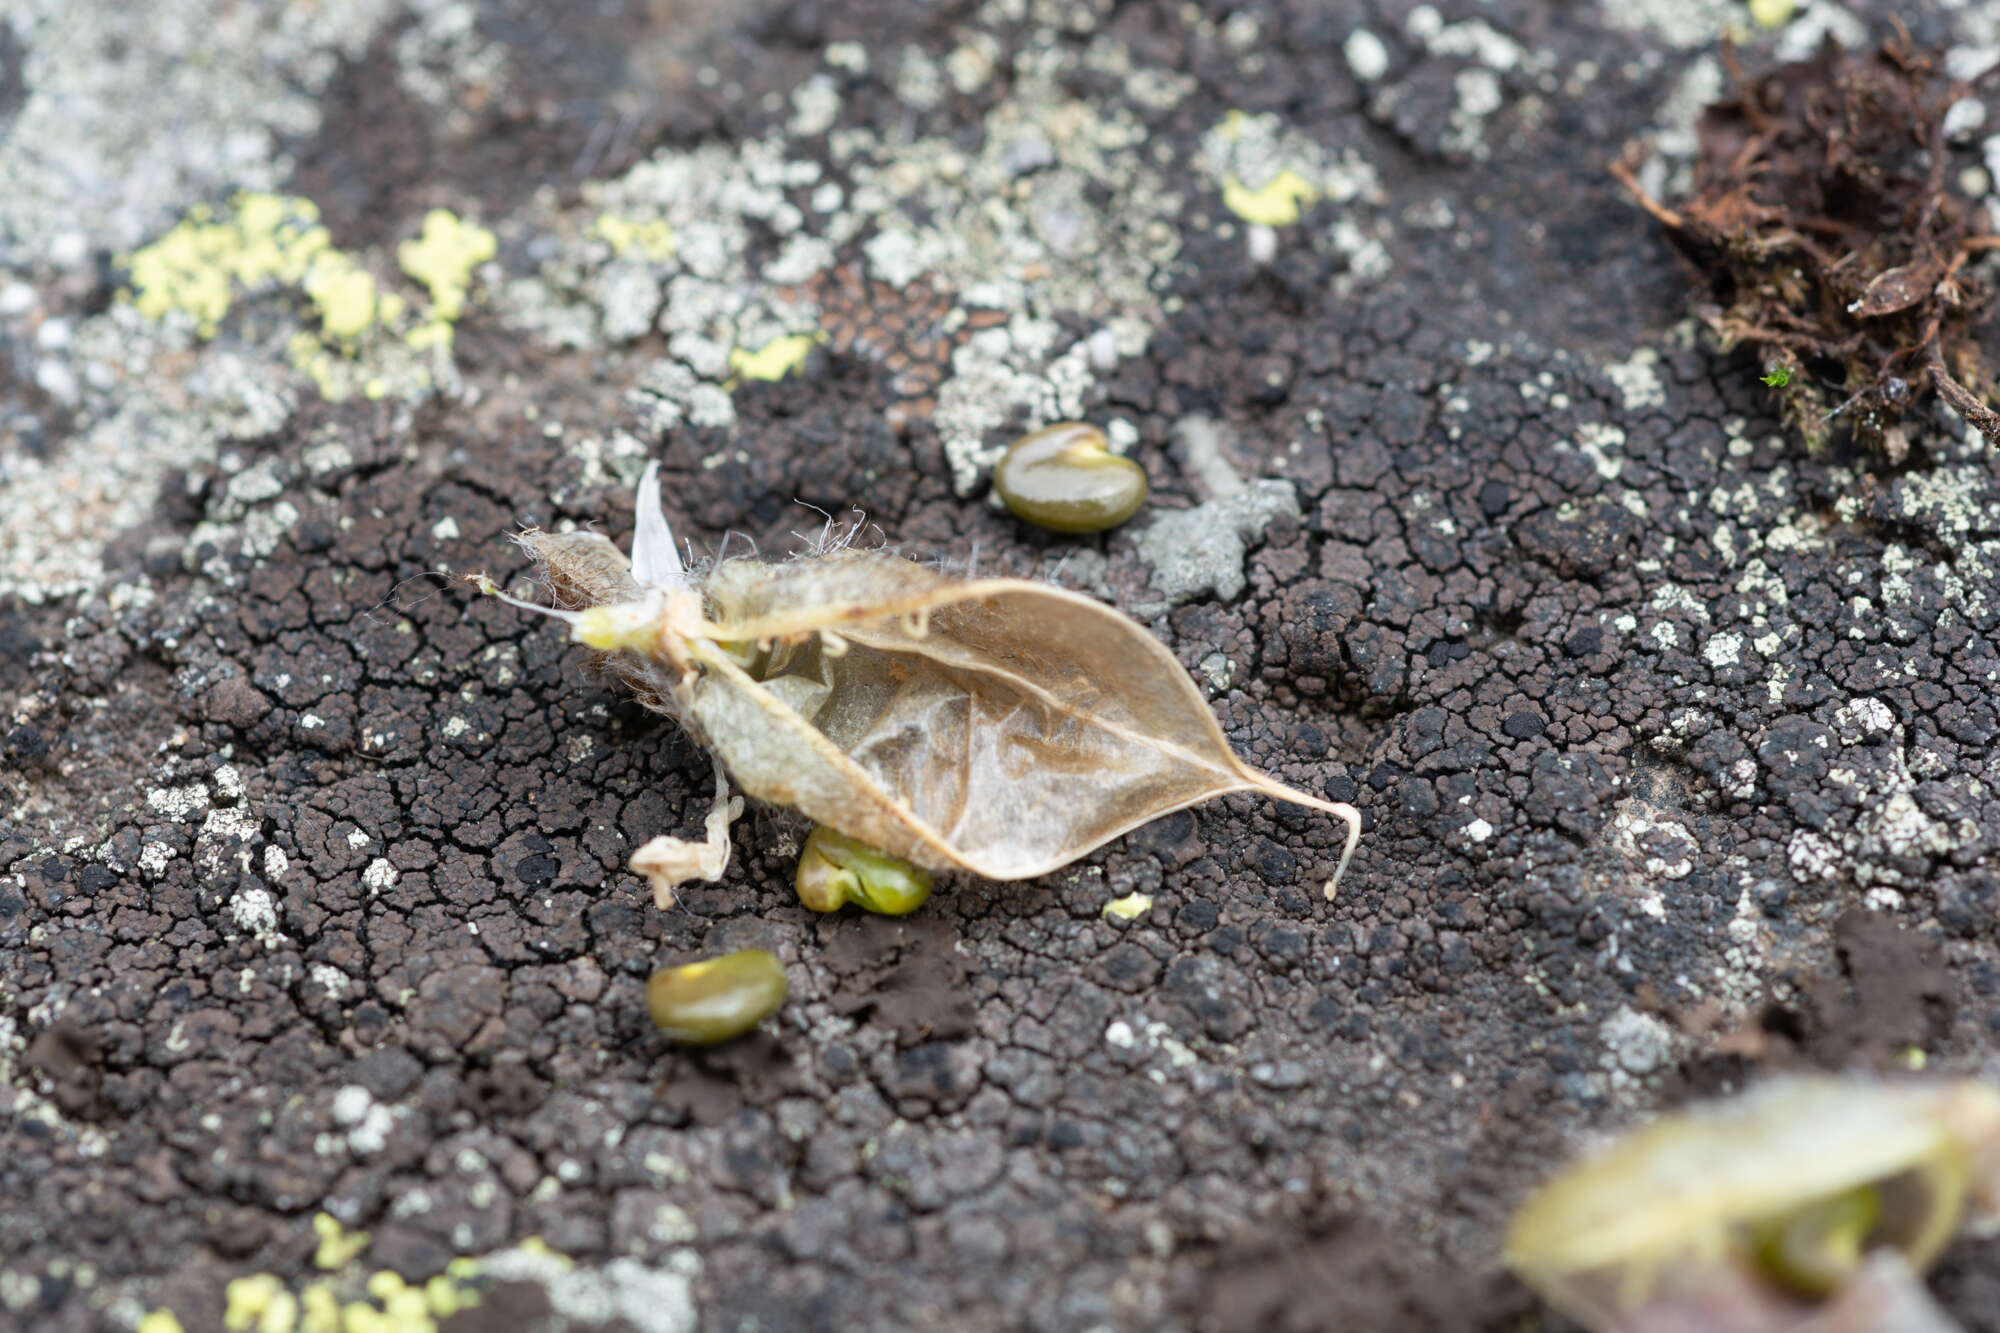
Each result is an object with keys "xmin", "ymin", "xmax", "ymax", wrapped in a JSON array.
[
  {"xmin": 1506, "ymin": 1076, "xmax": 2000, "ymax": 1332},
  {"xmin": 1614, "ymin": 37, "xmax": 2000, "ymax": 458},
  {"xmin": 478, "ymin": 465, "xmax": 1360, "ymax": 905}
]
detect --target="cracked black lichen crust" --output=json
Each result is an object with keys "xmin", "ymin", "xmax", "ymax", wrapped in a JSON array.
[{"xmin": 8, "ymin": 2, "xmax": 2000, "ymax": 1331}]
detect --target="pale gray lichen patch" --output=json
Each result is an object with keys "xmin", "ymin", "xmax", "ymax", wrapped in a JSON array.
[
  {"xmin": 0, "ymin": 0, "xmax": 393, "ymax": 271},
  {"xmin": 1390, "ymin": 7, "xmax": 1557, "ymax": 161},
  {"xmin": 1767, "ymin": 693, "xmax": 1989, "ymax": 890},
  {"xmin": 1125, "ymin": 415, "xmax": 1301, "ymax": 613},
  {"xmin": 1883, "ymin": 465, "xmax": 2000, "ymax": 549},
  {"xmin": 499, "ymin": 17, "xmax": 1191, "ymax": 497},
  {"xmin": 183, "ymin": 443, "xmax": 309, "ymax": 584},
  {"xmin": 1172, "ymin": 415, "xmax": 1251, "ymax": 501},
  {"xmin": 1196, "ymin": 108, "xmax": 1393, "ymax": 273},
  {"xmin": 0, "ymin": 306, "xmax": 304, "ymax": 603},
  {"xmin": 1129, "ymin": 480, "xmax": 1300, "ymax": 615},
  {"xmin": 1403, "ymin": 7, "xmax": 1533, "ymax": 72},
  {"xmin": 1599, "ymin": 1005, "xmax": 1676, "ymax": 1079},
  {"xmin": 478, "ymin": 1246, "xmax": 701, "ymax": 1333},
  {"xmin": 499, "ymin": 136, "xmax": 823, "ymax": 430},
  {"xmin": 1597, "ymin": 0, "xmax": 1737, "ymax": 51},
  {"xmin": 390, "ymin": 0, "xmax": 511, "ymax": 139},
  {"xmin": 1604, "ymin": 346, "xmax": 1666, "ymax": 413},
  {"xmin": 1771, "ymin": 3, "xmax": 1869, "ymax": 64},
  {"xmin": 1603, "ymin": 800, "xmax": 1697, "ymax": 882}
]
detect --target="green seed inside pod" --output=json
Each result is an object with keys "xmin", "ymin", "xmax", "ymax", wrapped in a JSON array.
[
  {"xmin": 1748, "ymin": 1183, "xmax": 1882, "ymax": 1298},
  {"xmin": 794, "ymin": 826, "xmax": 934, "ymax": 914},
  {"xmin": 993, "ymin": 422, "xmax": 1148, "ymax": 533},
  {"xmin": 646, "ymin": 949, "xmax": 788, "ymax": 1044}
]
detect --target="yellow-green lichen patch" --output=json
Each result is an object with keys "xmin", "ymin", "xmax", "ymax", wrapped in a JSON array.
[
  {"xmin": 1102, "ymin": 891, "xmax": 1153, "ymax": 921},
  {"xmin": 728, "ymin": 331, "xmax": 824, "ymax": 384},
  {"xmin": 1221, "ymin": 168, "xmax": 1319, "ymax": 226},
  {"xmin": 302, "ymin": 256, "xmax": 387, "ymax": 344},
  {"xmin": 361, "ymin": 1272, "xmax": 434, "ymax": 1327},
  {"xmin": 1748, "ymin": 0, "xmax": 1797, "ymax": 27},
  {"xmin": 1198, "ymin": 110, "xmax": 1382, "ymax": 234},
  {"xmin": 200, "ymin": 1264, "xmax": 483, "ymax": 1333},
  {"xmin": 124, "ymin": 192, "xmax": 467, "ymax": 401},
  {"xmin": 312, "ymin": 1213, "xmax": 370, "ymax": 1270},
  {"xmin": 423, "ymin": 1272, "xmax": 479, "ymax": 1319},
  {"xmin": 593, "ymin": 213, "xmax": 678, "ymax": 261},
  {"xmin": 299, "ymin": 1283, "xmax": 340, "ymax": 1333},
  {"xmin": 397, "ymin": 208, "xmax": 497, "ymax": 333},
  {"xmin": 511, "ymin": 1236, "xmax": 574, "ymax": 1270},
  {"xmin": 137, "ymin": 1312, "xmax": 186, "ymax": 1333},
  {"xmin": 125, "ymin": 193, "xmax": 334, "ymax": 336},
  {"xmin": 224, "ymin": 1273, "xmax": 296, "ymax": 1333}
]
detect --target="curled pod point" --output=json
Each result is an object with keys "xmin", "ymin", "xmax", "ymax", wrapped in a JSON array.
[
  {"xmin": 994, "ymin": 422, "xmax": 1148, "ymax": 533},
  {"xmin": 795, "ymin": 825, "xmax": 934, "ymax": 914},
  {"xmin": 646, "ymin": 948, "xmax": 787, "ymax": 1044}
]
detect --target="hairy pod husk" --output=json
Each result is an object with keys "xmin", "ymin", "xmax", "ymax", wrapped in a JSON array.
[{"xmin": 490, "ymin": 465, "xmax": 1360, "ymax": 902}]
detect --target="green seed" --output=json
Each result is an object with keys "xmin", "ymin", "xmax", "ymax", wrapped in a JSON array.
[
  {"xmin": 646, "ymin": 949, "xmax": 788, "ymax": 1044},
  {"xmin": 994, "ymin": 422, "xmax": 1148, "ymax": 533},
  {"xmin": 1749, "ymin": 1183, "xmax": 1881, "ymax": 1298},
  {"xmin": 794, "ymin": 826, "xmax": 934, "ymax": 914}
]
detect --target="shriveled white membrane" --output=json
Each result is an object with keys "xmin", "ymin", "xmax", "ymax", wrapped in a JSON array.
[{"xmin": 629, "ymin": 461, "xmax": 686, "ymax": 589}]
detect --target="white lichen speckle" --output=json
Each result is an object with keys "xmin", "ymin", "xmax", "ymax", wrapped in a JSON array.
[
  {"xmin": 227, "ymin": 887, "xmax": 279, "ymax": 943},
  {"xmin": 1788, "ymin": 830, "xmax": 1842, "ymax": 884},
  {"xmin": 1344, "ymin": 29, "xmax": 1390, "ymax": 82},
  {"xmin": 1129, "ymin": 480, "xmax": 1299, "ymax": 614},
  {"xmin": 477, "ymin": 1247, "xmax": 700, "ymax": 1333},
  {"xmin": 1604, "ymin": 346, "xmax": 1665, "ymax": 412},
  {"xmin": 1600, "ymin": 1005, "xmax": 1674, "ymax": 1077},
  {"xmin": 1702, "ymin": 631, "xmax": 1743, "ymax": 668},
  {"xmin": 1599, "ymin": 0, "xmax": 1736, "ymax": 50},
  {"xmin": 146, "ymin": 782, "xmax": 211, "ymax": 821},
  {"xmin": 331, "ymin": 1084, "xmax": 397, "ymax": 1156},
  {"xmin": 331, "ymin": 1085, "xmax": 371, "ymax": 1123}
]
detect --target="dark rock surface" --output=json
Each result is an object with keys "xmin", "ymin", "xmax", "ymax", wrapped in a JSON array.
[{"xmin": 5, "ymin": 1, "xmax": 2000, "ymax": 1330}]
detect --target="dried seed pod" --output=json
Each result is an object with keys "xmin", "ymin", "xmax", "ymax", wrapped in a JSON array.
[
  {"xmin": 1505, "ymin": 1076, "xmax": 2000, "ymax": 1331},
  {"xmin": 993, "ymin": 421, "xmax": 1148, "ymax": 533},
  {"xmin": 477, "ymin": 463, "xmax": 1360, "ymax": 906},
  {"xmin": 646, "ymin": 949, "xmax": 788, "ymax": 1044},
  {"xmin": 794, "ymin": 825, "xmax": 933, "ymax": 914}
]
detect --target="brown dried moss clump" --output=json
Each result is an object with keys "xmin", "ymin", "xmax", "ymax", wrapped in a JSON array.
[{"xmin": 1614, "ymin": 36, "xmax": 2000, "ymax": 459}]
